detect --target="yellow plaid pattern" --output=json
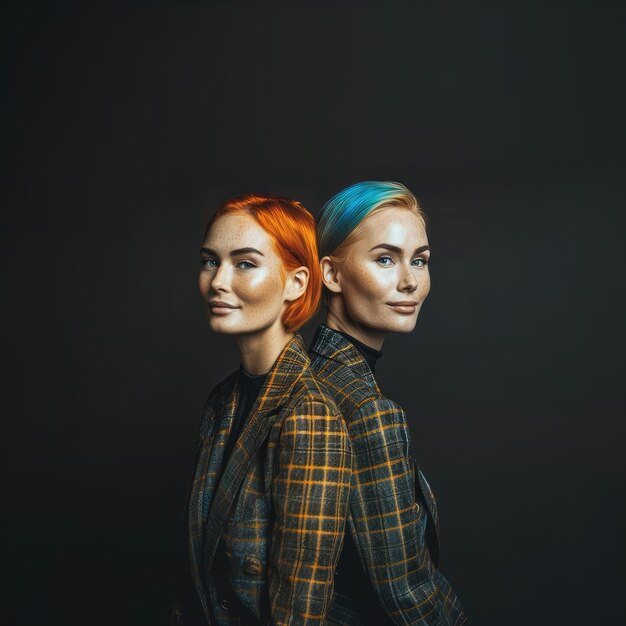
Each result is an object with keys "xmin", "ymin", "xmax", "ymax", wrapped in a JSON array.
[
  {"xmin": 309, "ymin": 325, "xmax": 466, "ymax": 625},
  {"xmin": 188, "ymin": 335, "xmax": 352, "ymax": 625}
]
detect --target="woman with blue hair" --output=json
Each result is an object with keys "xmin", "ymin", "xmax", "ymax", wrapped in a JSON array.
[{"xmin": 309, "ymin": 181, "xmax": 466, "ymax": 625}]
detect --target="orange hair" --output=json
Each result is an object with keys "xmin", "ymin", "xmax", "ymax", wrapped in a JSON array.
[{"xmin": 204, "ymin": 194, "xmax": 321, "ymax": 333}]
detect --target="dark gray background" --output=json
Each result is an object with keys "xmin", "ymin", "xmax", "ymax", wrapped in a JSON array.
[{"xmin": 3, "ymin": 1, "xmax": 625, "ymax": 625}]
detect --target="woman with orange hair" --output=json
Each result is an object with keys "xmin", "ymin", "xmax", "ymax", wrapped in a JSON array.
[{"xmin": 179, "ymin": 194, "xmax": 352, "ymax": 625}]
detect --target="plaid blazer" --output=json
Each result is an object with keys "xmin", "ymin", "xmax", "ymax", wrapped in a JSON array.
[
  {"xmin": 188, "ymin": 335, "xmax": 352, "ymax": 625},
  {"xmin": 309, "ymin": 326, "xmax": 466, "ymax": 626}
]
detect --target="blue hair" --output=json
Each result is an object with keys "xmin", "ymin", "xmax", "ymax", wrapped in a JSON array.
[{"xmin": 316, "ymin": 181, "xmax": 420, "ymax": 258}]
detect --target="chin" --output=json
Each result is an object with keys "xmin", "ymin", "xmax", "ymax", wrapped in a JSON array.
[
  {"xmin": 386, "ymin": 315, "xmax": 419, "ymax": 334},
  {"xmin": 359, "ymin": 316, "xmax": 418, "ymax": 335},
  {"xmin": 389, "ymin": 322, "xmax": 418, "ymax": 334},
  {"xmin": 208, "ymin": 318, "xmax": 241, "ymax": 335}
]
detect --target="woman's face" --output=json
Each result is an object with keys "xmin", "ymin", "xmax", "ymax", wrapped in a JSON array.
[
  {"xmin": 199, "ymin": 212, "xmax": 290, "ymax": 336},
  {"xmin": 331, "ymin": 207, "xmax": 431, "ymax": 335}
]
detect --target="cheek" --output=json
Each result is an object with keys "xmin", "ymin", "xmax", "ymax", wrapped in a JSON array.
[
  {"xmin": 341, "ymin": 265, "xmax": 392, "ymax": 313},
  {"xmin": 421, "ymin": 271, "xmax": 431, "ymax": 298},
  {"xmin": 346, "ymin": 265, "xmax": 392, "ymax": 301},
  {"xmin": 199, "ymin": 272, "xmax": 210, "ymax": 295},
  {"xmin": 238, "ymin": 269, "xmax": 284, "ymax": 307}
]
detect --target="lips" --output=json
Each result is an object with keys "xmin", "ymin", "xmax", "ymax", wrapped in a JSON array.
[
  {"xmin": 208, "ymin": 300, "xmax": 239, "ymax": 315},
  {"xmin": 387, "ymin": 301, "xmax": 418, "ymax": 314}
]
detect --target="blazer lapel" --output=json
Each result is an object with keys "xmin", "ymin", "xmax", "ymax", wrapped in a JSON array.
[
  {"xmin": 414, "ymin": 461, "xmax": 440, "ymax": 568},
  {"xmin": 189, "ymin": 379, "xmax": 239, "ymax": 620},
  {"xmin": 201, "ymin": 336, "xmax": 309, "ymax": 588},
  {"xmin": 201, "ymin": 385, "xmax": 239, "ymax": 517},
  {"xmin": 310, "ymin": 324, "xmax": 381, "ymax": 392},
  {"xmin": 310, "ymin": 325, "xmax": 442, "ymax": 564}
]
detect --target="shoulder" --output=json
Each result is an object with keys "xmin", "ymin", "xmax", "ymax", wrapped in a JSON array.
[
  {"xmin": 314, "ymin": 358, "xmax": 377, "ymax": 407},
  {"xmin": 292, "ymin": 365, "xmax": 340, "ymax": 408},
  {"xmin": 351, "ymin": 394, "xmax": 406, "ymax": 429},
  {"xmin": 345, "ymin": 393, "xmax": 411, "ymax": 451},
  {"xmin": 278, "ymin": 367, "xmax": 349, "ymax": 445},
  {"xmin": 315, "ymin": 357, "xmax": 405, "ymax": 423}
]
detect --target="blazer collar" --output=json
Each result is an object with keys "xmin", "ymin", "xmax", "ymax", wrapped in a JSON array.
[
  {"xmin": 309, "ymin": 324, "xmax": 378, "ymax": 389},
  {"xmin": 209, "ymin": 333, "xmax": 310, "ymax": 515},
  {"xmin": 201, "ymin": 334, "xmax": 310, "ymax": 576},
  {"xmin": 241, "ymin": 333, "xmax": 309, "ymax": 419}
]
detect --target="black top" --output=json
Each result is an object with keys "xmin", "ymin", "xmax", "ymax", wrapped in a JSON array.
[
  {"xmin": 179, "ymin": 368, "xmax": 269, "ymax": 624},
  {"xmin": 328, "ymin": 326, "xmax": 383, "ymax": 373},
  {"xmin": 213, "ymin": 367, "xmax": 269, "ymax": 622},
  {"xmin": 222, "ymin": 367, "xmax": 267, "ymax": 469}
]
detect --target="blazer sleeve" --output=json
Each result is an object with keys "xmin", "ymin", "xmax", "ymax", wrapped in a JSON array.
[
  {"xmin": 268, "ymin": 397, "xmax": 352, "ymax": 625},
  {"xmin": 347, "ymin": 396, "xmax": 452, "ymax": 624}
]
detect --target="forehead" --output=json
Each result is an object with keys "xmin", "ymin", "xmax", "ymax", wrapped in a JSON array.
[
  {"xmin": 358, "ymin": 207, "xmax": 428, "ymax": 246},
  {"xmin": 204, "ymin": 212, "xmax": 273, "ymax": 250}
]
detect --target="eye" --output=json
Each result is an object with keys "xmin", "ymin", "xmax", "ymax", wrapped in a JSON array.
[
  {"xmin": 236, "ymin": 260, "xmax": 257, "ymax": 270},
  {"xmin": 376, "ymin": 256, "xmax": 395, "ymax": 266},
  {"xmin": 411, "ymin": 257, "xmax": 429, "ymax": 267},
  {"xmin": 201, "ymin": 257, "xmax": 218, "ymax": 269}
]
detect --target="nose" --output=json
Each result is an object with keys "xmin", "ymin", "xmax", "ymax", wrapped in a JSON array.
[
  {"xmin": 398, "ymin": 263, "xmax": 418, "ymax": 293},
  {"xmin": 210, "ymin": 263, "xmax": 231, "ymax": 293}
]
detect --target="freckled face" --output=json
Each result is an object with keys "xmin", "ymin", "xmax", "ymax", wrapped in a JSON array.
[
  {"xmin": 338, "ymin": 207, "xmax": 431, "ymax": 334},
  {"xmin": 199, "ymin": 213, "xmax": 288, "ymax": 336}
]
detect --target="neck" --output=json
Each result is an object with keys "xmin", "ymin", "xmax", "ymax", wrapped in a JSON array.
[
  {"xmin": 325, "ymin": 295, "xmax": 386, "ymax": 351},
  {"xmin": 235, "ymin": 320, "xmax": 294, "ymax": 375}
]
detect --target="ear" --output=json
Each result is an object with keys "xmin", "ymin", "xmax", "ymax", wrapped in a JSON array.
[
  {"xmin": 320, "ymin": 256, "xmax": 342, "ymax": 293},
  {"xmin": 284, "ymin": 266, "xmax": 309, "ymax": 302}
]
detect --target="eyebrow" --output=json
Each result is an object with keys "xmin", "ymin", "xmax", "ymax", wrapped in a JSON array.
[
  {"xmin": 199, "ymin": 246, "xmax": 265, "ymax": 257},
  {"xmin": 369, "ymin": 243, "xmax": 430, "ymax": 255}
]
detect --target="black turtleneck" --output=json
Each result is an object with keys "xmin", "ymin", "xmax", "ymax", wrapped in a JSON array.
[
  {"xmin": 208, "ymin": 367, "xmax": 269, "ymax": 622},
  {"xmin": 180, "ymin": 367, "xmax": 268, "ymax": 624},
  {"xmin": 222, "ymin": 367, "xmax": 267, "ymax": 469},
  {"xmin": 333, "ymin": 328, "xmax": 383, "ymax": 373}
]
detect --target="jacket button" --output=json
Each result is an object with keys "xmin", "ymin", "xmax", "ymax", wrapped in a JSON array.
[
  {"xmin": 414, "ymin": 502, "xmax": 421, "ymax": 514},
  {"xmin": 244, "ymin": 555, "xmax": 263, "ymax": 576},
  {"xmin": 219, "ymin": 598, "xmax": 230, "ymax": 611}
]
